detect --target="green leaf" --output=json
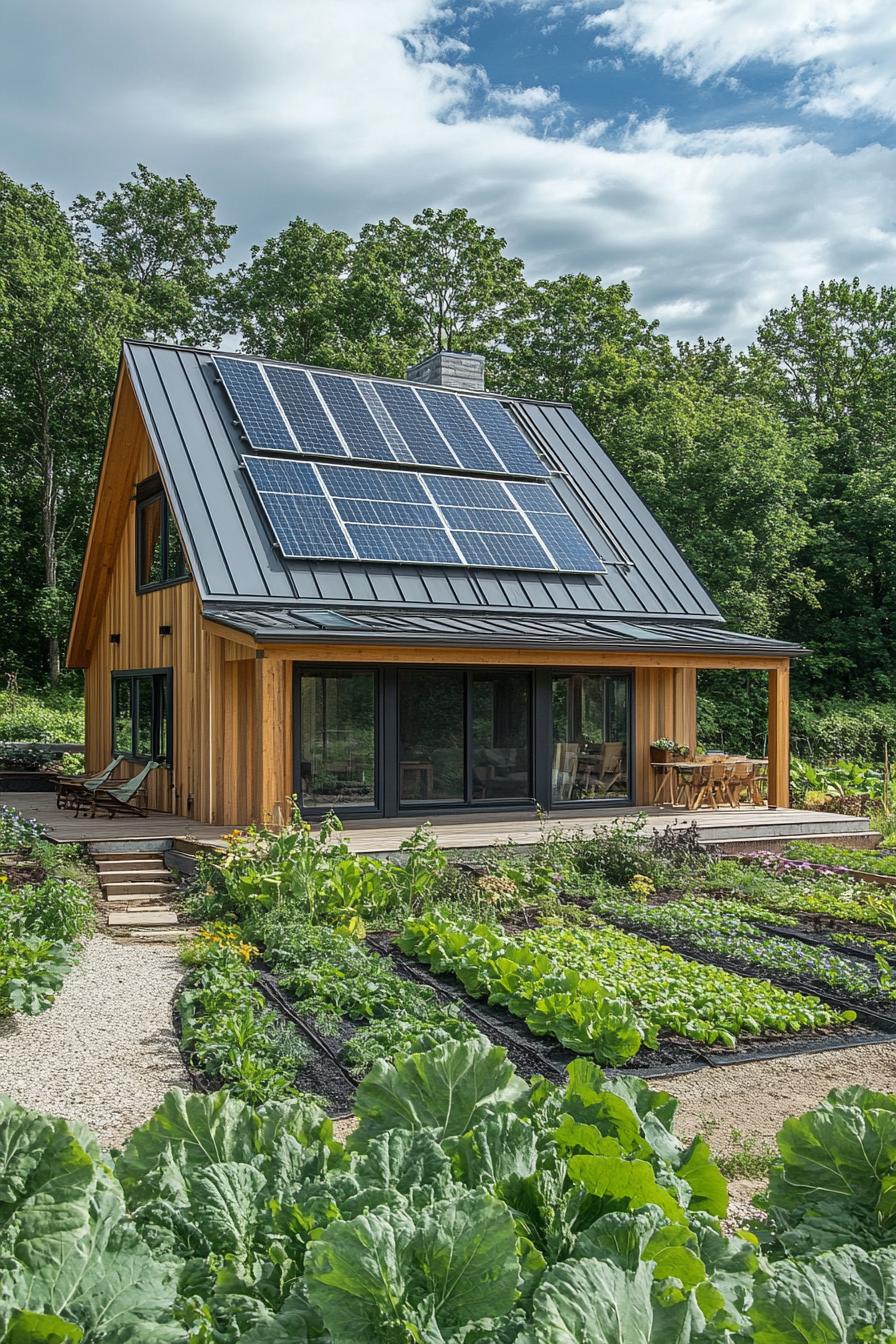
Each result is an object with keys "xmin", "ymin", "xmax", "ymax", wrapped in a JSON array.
[
  {"xmin": 567, "ymin": 1155, "xmax": 687, "ymax": 1224},
  {"xmin": 0, "ymin": 1312, "xmax": 83, "ymax": 1343},
  {"xmin": 351, "ymin": 1034, "xmax": 527, "ymax": 1144},
  {"xmin": 446, "ymin": 1113, "xmax": 540, "ymax": 1189},
  {"xmin": 750, "ymin": 1244, "xmax": 896, "ymax": 1342},
  {"xmin": 675, "ymin": 1137, "xmax": 728, "ymax": 1218},
  {"xmin": 305, "ymin": 1190, "xmax": 519, "ymax": 1342},
  {"xmin": 0, "ymin": 1100, "xmax": 97, "ymax": 1270},
  {"xmin": 515, "ymin": 1256, "xmax": 702, "ymax": 1343},
  {"xmin": 188, "ymin": 1161, "xmax": 267, "ymax": 1258}
]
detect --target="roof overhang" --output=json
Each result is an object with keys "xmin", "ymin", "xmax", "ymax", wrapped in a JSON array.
[{"xmin": 202, "ymin": 604, "xmax": 808, "ymax": 660}]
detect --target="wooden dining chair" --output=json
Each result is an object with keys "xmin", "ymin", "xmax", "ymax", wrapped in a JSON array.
[
  {"xmin": 725, "ymin": 759, "xmax": 753, "ymax": 808},
  {"xmin": 690, "ymin": 760, "xmax": 727, "ymax": 809}
]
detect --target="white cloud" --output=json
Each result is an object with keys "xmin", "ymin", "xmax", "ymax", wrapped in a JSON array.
[
  {"xmin": 588, "ymin": 0, "xmax": 896, "ymax": 121},
  {"xmin": 488, "ymin": 83, "xmax": 561, "ymax": 110},
  {"xmin": 0, "ymin": 0, "xmax": 894, "ymax": 347}
]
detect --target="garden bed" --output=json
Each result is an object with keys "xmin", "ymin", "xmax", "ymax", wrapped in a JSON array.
[{"xmin": 368, "ymin": 930, "xmax": 887, "ymax": 1078}]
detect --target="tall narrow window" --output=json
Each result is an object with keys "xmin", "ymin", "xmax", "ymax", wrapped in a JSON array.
[
  {"xmin": 111, "ymin": 671, "xmax": 173, "ymax": 763},
  {"xmin": 300, "ymin": 670, "xmax": 377, "ymax": 809},
  {"xmin": 472, "ymin": 673, "xmax": 531, "ymax": 801},
  {"xmin": 136, "ymin": 477, "xmax": 188, "ymax": 590}
]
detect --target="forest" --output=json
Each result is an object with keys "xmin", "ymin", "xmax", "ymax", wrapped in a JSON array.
[{"xmin": 1, "ymin": 163, "xmax": 894, "ymax": 754}]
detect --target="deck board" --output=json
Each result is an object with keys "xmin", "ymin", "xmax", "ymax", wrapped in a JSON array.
[{"xmin": 2, "ymin": 790, "xmax": 872, "ymax": 855}]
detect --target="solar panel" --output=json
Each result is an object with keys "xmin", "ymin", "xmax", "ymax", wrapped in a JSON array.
[
  {"xmin": 214, "ymin": 357, "xmax": 296, "ymax": 452},
  {"xmin": 266, "ymin": 366, "xmax": 346, "ymax": 457},
  {"xmin": 312, "ymin": 373, "xmax": 395, "ymax": 461},
  {"xmin": 375, "ymin": 382, "xmax": 460, "ymax": 468},
  {"xmin": 215, "ymin": 355, "xmax": 554, "ymax": 480},
  {"xmin": 465, "ymin": 398, "xmax": 550, "ymax": 477},
  {"xmin": 415, "ymin": 388, "xmax": 504, "ymax": 473},
  {"xmin": 242, "ymin": 455, "xmax": 605, "ymax": 574},
  {"xmin": 356, "ymin": 382, "xmax": 417, "ymax": 463}
]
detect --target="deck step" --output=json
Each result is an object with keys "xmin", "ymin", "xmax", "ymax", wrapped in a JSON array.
[
  {"xmin": 101, "ymin": 880, "xmax": 175, "ymax": 897},
  {"xmin": 105, "ymin": 890, "xmax": 178, "ymax": 904},
  {"xmin": 96, "ymin": 859, "xmax": 166, "ymax": 872},
  {"xmin": 107, "ymin": 909, "xmax": 179, "ymax": 927}
]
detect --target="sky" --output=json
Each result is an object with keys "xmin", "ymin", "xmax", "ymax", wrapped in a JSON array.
[{"xmin": 2, "ymin": 0, "xmax": 895, "ymax": 346}]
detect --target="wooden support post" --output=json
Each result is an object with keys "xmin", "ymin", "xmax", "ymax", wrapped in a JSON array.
[
  {"xmin": 767, "ymin": 662, "xmax": 790, "ymax": 809},
  {"xmin": 253, "ymin": 654, "xmax": 292, "ymax": 826}
]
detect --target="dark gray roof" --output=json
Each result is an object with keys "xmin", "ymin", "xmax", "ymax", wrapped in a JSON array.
[
  {"xmin": 124, "ymin": 341, "xmax": 722, "ymax": 620},
  {"xmin": 203, "ymin": 605, "xmax": 808, "ymax": 656},
  {"xmin": 123, "ymin": 341, "xmax": 801, "ymax": 658}
]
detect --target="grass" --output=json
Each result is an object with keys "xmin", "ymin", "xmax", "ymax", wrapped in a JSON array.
[{"xmin": 699, "ymin": 1118, "xmax": 776, "ymax": 1182}]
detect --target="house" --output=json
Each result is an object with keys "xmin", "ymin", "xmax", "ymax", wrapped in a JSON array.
[{"xmin": 67, "ymin": 342, "xmax": 803, "ymax": 827}]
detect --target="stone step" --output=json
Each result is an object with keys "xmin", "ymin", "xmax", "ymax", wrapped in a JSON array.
[
  {"xmin": 101, "ymin": 879, "xmax": 176, "ymax": 896},
  {"xmin": 714, "ymin": 830, "xmax": 883, "ymax": 855},
  {"xmin": 107, "ymin": 909, "xmax": 179, "ymax": 927}
]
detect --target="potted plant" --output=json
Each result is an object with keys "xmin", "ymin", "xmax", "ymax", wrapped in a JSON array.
[{"xmin": 650, "ymin": 738, "xmax": 692, "ymax": 764}]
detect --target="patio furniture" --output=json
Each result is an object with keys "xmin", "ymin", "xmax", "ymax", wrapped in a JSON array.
[
  {"xmin": 78, "ymin": 760, "xmax": 160, "ymax": 818},
  {"xmin": 552, "ymin": 743, "xmax": 580, "ymax": 800},
  {"xmin": 596, "ymin": 742, "xmax": 625, "ymax": 796},
  {"xmin": 56, "ymin": 755, "xmax": 125, "ymax": 810}
]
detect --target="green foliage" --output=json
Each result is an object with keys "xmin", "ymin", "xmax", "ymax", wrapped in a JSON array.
[
  {"xmin": 184, "ymin": 813, "xmax": 445, "ymax": 931},
  {"xmin": 400, "ymin": 906, "xmax": 847, "ymax": 1064},
  {"xmin": 0, "ymin": 873, "xmax": 93, "ymax": 1017},
  {"xmin": 759, "ymin": 1086, "xmax": 896, "ymax": 1256},
  {"xmin": 10, "ymin": 1037, "xmax": 896, "ymax": 1340},
  {"xmin": 0, "ymin": 688, "xmax": 84, "ymax": 744},
  {"xmin": 71, "ymin": 163, "xmax": 235, "ymax": 344},
  {"xmin": 790, "ymin": 756, "xmax": 884, "ymax": 804},
  {"xmin": 786, "ymin": 840, "xmax": 896, "ymax": 878}
]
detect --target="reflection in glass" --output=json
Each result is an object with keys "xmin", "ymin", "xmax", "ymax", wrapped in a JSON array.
[
  {"xmin": 399, "ymin": 670, "xmax": 464, "ymax": 802},
  {"xmin": 114, "ymin": 679, "xmax": 132, "ymax": 754},
  {"xmin": 167, "ymin": 516, "xmax": 187, "ymax": 580},
  {"xmin": 139, "ymin": 497, "xmax": 163, "ymax": 585},
  {"xmin": 472, "ymin": 673, "xmax": 531, "ymax": 800},
  {"xmin": 301, "ymin": 672, "xmax": 376, "ymax": 808},
  {"xmin": 135, "ymin": 676, "xmax": 154, "ymax": 757},
  {"xmin": 551, "ymin": 673, "xmax": 629, "ymax": 802}
]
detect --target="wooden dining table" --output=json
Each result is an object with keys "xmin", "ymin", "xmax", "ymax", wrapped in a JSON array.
[{"xmin": 650, "ymin": 757, "xmax": 768, "ymax": 808}]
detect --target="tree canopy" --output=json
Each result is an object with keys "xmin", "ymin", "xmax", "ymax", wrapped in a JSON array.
[{"xmin": 0, "ymin": 162, "xmax": 892, "ymax": 735}]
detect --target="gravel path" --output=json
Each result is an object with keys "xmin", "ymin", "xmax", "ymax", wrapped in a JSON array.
[
  {"xmin": 664, "ymin": 1039, "xmax": 896, "ymax": 1153},
  {"xmin": 0, "ymin": 933, "xmax": 188, "ymax": 1148}
]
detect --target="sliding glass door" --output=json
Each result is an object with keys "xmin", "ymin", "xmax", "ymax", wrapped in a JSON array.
[{"xmin": 293, "ymin": 664, "xmax": 629, "ymax": 816}]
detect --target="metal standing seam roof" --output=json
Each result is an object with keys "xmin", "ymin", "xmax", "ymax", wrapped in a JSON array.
[{"xmin": 121, "ymin": 340, "xmax": 805, "ymax": 658}]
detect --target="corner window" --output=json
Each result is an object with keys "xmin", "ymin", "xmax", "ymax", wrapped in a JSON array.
[
  {"xmin": 136, "ymin": 477, "xmax": 187, "ymax": 590},
  {"xmin": 111, "ymin": 670, "xmax": 173, "ymax": 763}
]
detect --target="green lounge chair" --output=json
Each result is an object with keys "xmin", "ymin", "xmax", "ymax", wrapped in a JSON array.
[
  {"xmin": 79, "ymin": 760, "xmax": 160, "ymax": 819},
  {"xmin": 56, "ymin": 755, "xmax": 126, "ymax": 810}
]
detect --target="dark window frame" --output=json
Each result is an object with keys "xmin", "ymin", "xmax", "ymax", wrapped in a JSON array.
[
  {"xmin": 291, "ymin": 662, "xmax": 632, "ymax": 819},
  {"xmin": 111, "ymin": 668, "xmax": 173, "ymax": 765},
  {"xmin": 135, "ymin": 475, "xmax": 189, "ymax": 593}
]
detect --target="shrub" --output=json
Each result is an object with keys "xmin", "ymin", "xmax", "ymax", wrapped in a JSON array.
[{"xmin": 0, "ymin": 687, "xmax": 84, "ymax": 743}]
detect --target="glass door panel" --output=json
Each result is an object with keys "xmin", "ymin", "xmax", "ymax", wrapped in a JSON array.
[
  {"xmin": 300, "ymin": 671, "xmax": 376, "ymax": 809},
  {"xmin": 399, "ymin": 670, "xmax": 465, "ymax": 803},
  {"xmin": 551, "ymin": 672, "xmax": 630, "ymax": 802},
  {"xmin": 472, "ymin": 673, "xmax": 531, "ymax": 801}
]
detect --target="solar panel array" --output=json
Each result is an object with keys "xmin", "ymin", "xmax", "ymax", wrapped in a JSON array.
[
  {"xmin": 243, "ymin": 456, "xmax": 605, "ymax": 574},
  {"xmin": 214, "ymin": 355, "xmax": 549, "ymax": 477}
]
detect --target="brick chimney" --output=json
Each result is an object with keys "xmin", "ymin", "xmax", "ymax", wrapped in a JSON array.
[{"xmin": 406, "ymin": 350, "xmax": 485, "ymax": 393}]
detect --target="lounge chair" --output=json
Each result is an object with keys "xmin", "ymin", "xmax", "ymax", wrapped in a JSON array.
[
  {"xmin": 56, "ymin": 755, "xmax": 126, "ymax": 810},
  {"xmin": 78, "ymin": 760, "xmax": 160, "ymax": 818}
]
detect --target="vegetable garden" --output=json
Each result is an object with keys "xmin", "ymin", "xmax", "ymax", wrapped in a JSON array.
[
  {"xmin": 6, "ymin": 805, "xmax": 896, "ymax": 1338},
  {"xmin": 5, "ymin": 1041, "xmax": 896, "ymax": 1341},
  {"xmin": 0, "ymin": 805, "xmax": 95, "ymax": 1016}
]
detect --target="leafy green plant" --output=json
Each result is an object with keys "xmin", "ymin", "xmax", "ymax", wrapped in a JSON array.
[
  {"xmin": 0, "ymin": 874, "xmax": 94, "ymax": 1017},
  {"xmin": 400, "ymin": 907, "xmax": 848, "ymax": 1063},
  {"xmin": 786, "ymin": 839, "xmax": 896, "ymax": 878},
  {"xmin": 7, "ymin": 1034, "xmax": 896, "ymax": 1341}
]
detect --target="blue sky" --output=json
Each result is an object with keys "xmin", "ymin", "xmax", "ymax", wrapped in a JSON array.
[{"xmin": 2, "ymin": 0, "xmax": 894, "ymax": 346}]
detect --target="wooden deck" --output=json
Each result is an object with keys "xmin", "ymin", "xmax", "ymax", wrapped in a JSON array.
[{"xmin": 2, "ymin": 789, "xmax": 875, "ymax": 855}]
